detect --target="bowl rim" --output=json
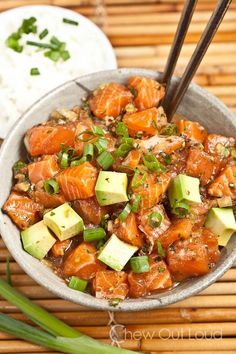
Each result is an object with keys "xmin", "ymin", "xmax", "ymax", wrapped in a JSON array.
[{"xmin": 1, "ymin": 68, "xmax": 236, "ymax": 312}]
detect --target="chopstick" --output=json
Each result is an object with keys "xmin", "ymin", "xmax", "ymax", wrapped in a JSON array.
[
  {"xmin": 161, "ymin": 0, "xmax": 197, "ymax": 94},
  {"xmin": 164, "ymin": 0, "xmax": 232, "ymax": 120}
]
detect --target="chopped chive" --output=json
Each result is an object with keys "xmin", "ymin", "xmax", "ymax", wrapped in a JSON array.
[
  {"xmin": 61, "ymin": 50, "xmax": 70, "ymax": 61},
  {"xmin": 39, "ymin": 29, "xmax": 48, "ymax": 40},
  {"xmin": 20, "ymin": 17, "xmax": 37, "ymax": 34},
  {"xmin": 6, "ymin": 35, "xmax": 23, "ymax": 53},
  {"xmin": 43, "ymin": 179, "xmax": 60, "ymax": 195},
  {"xmin": 157, "ymin": 240, "xmax": 165, "ymax": 258},
  {"xmin": 130, "ymin": 256, "xmax": 150, "ymax": 273},
  {"xmin": 63, "ymin": 18, "xmax": 79, "ymax": 26},
  {"xmin": 50, "ymin": 36, "xmax": 62, "ymax": 46},
  {"xmin": 83, "ymin": 143, "xmax": 94, "ymax": 160},
  {"xmin": 83, "ymin": 227, "xmax": 106, "ymax": 242},
  {"xmin": 97, "ymin": 151, "xmax": 114, "ymax": 170},
  {"xmin": 30, "ymin": 67, "xmax": 40, "ymax": 76},
  {"xmin": 26, "ymin": 40, "xmax": 54, "ymax": 49},
  {"xmin": 44, "ymin": 50, "xmax": 61, "ymax": 62},
  {"xmin": 68, "ymin": 276, "xmax": 87, "ymax": 292},
  {"xmin": 118, "ymin": 203, "xmax": 131, "ymax": 222},
  {"xmin": 148, "ymin": 212, "xmax": 162, "ymax": 228}
]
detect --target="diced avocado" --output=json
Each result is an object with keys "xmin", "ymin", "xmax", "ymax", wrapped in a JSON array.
[
  {"xmin": 95, "ymin": 171, "xmax": 128, "ymax": 206},
  {"xmin": 205, "ymin": 208, "xmax": 236, "ymax": 246},
  {"xmin": 44, "ymin": 203, "xmax": 84, "ymax": 241},
  {"xmin": 21, "ymin": 220, "xmax": 56, "ymax": 260},
  {"xmin": 168, "ymin": 174, "xmax": 201, "ymax": 212},
  {"xmin": 98, "ymin": 234, "xmax": 138, "ymax": 271}
]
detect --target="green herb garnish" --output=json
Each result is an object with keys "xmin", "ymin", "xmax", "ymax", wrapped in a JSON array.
[
  {"xmin": 148, "ymin": 212, "xmax": 162, "ymax": 228},
  {"xmin": 63, "ymin": 18, "xmax": 79, "ymax": 26},
  {"xmin": 0, "ymin": 278, "xmax": 137, "ymax": 353},
  {"xmin": 39, "ymin": 28, "xmax": 49, "ymax": 40},
  {"xmin": 30, "ymin": 67, "xmax": 40, "ymax": 76}
]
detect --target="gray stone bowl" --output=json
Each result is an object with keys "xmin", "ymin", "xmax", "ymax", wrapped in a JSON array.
[{"xmin": 0, "ymin": 68, "xmax": 236, "ymax": 311}]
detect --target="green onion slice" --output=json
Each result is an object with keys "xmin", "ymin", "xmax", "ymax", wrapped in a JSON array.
[
  {"xmin": 43, "ymin": 179, "xmax": 60, "ymax": 195},
  {"xmin": 63, "ymin": 18, "xmax": 79, "ymax": 26},
  {"xmin": 114, "ymin": 143, "xmax": 132, "ymax": 158},
  {"xmin": 173, "ymin": 200, "xmax": 190, "ymax": 217},
  {"xmin": 13, "ymin": 160, "xmax": 27, "ymax": 174},
  {"xmin": 97, "ymin": 151, "xmax": 114, "ymax": 170},
  {"xmin": 83, "ymin": 143, "xmax": 94, "ymax": 160},
  {"xmin": 131, "ymin": 195, "xmax": 141, "ymax": 213},
  {"xmin": 157, "ymin": 240, "xmax": 165, "ymax": 258},
  {"xmin": 131, "ymin": 169, "xmax": 147, "ymax": 189},
  {"xmin": 30, "ymin": 67, "xmax": 40, "ymax": 76},
  {"xmin": 92, "ymin": 125, "xmax": 104, "ymax": 136},
  {"xmin": 83, "ymin": 227, "xmax": 106, "ymax": 242},
  {"xmin": 143, "ymin": 154, "xmax": 166, "ymax": 173},
  {"xmin": 68, "ymin": 276, "xmax": 87, "ymax": 292},
  {"xmin": 59, "ymin": 152, "xmax": 69, "ymax": 168},
  {"xmin": 39, "ymin": 29, "xmax": 48, "ymax": 40},
  {"xmin": 121, "ymin": 137, "xmax": 134, "ymax": 146},
  {"xmin": 94, "ymin": 137, "xmax": 108, "ymax": 155},
  {"xmin": 118, "ymin": 203, "xmax": 132, "ymax": 221},
  {"xmin": 148, "ymin": 212, "xmax": 162, "ymax": 228},
  {"xmin": 77, "ymin": 131, "xmax": 95, "ymax": 142},
  {"xmin": 70, "ymin": 156, "xmax": 87, "ymax": 167},
  {"xmin": 115, "ymin": 122, "xmax": 129, "ymax": 137},
  {"xmin": 130, "ymin": 256, "xmax": 150, "ymax": 273}
]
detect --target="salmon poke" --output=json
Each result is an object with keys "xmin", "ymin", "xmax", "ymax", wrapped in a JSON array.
[{"xmin": 3, "ymin": 76, "xmax": 236, "ymax": 302}]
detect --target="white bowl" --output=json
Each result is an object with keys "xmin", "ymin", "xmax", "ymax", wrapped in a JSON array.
[{"xmin": 0, "ymin": 5, "xmax": 117, "ymax": 138}]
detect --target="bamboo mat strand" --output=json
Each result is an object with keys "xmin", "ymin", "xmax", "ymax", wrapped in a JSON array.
[{"xmin": 0, "ymin": 0, "xmax": 236, "ymax": 353}]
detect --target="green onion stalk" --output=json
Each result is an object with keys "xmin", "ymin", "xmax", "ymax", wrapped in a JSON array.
[{"xmin": 0, "ymin": 278, "xmax": 139, "ymax": 354}]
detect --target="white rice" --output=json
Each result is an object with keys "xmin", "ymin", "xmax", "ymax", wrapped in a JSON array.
[{"xmin": 0, "ymin": 6, "xmax": 116, "ymax": 138}]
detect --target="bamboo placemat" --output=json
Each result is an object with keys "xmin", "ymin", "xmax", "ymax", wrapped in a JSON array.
[{"xmin": 0, "ymin": 1, "xmax": 236, "ymax": 353}]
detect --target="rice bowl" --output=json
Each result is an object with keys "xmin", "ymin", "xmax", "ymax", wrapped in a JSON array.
[{"xmin": 0, "ymin": 5, "xmax": 117, "ymax": 138}]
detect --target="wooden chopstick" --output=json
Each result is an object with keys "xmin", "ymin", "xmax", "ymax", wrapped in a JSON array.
[
  {"xmin": 161, "ymin": 0, "xmax": 197, "ymax": 95},
  {"xmin": 165, "ymin": 0, "xmax": 232, "ymax": 120}
]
